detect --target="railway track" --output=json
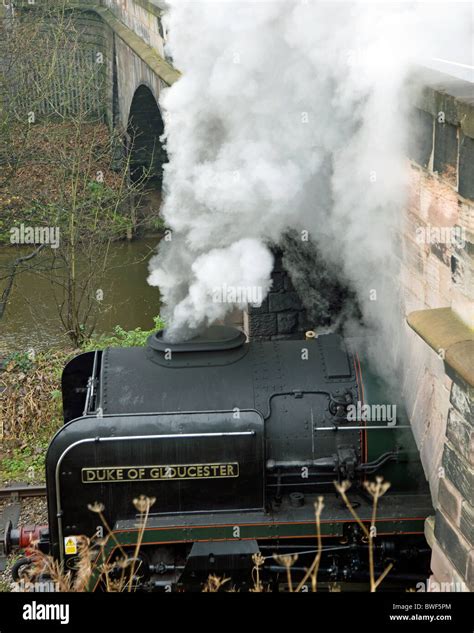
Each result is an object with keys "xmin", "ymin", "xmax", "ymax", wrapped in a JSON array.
[
  {"xmin": 0, "ymin": 484, "xmax": 47, "ymax": 572},
  {"xmin": 0, "ymin": 484, "xmax": 47, "ymax": 500}
]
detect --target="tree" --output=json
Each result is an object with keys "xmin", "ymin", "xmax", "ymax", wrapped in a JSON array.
[{"xmin": 0, "ymin": 1, "xmax": 162, "ymax": 345}]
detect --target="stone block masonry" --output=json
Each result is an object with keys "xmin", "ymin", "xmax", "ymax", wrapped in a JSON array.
[
  {"xmin": 403, "ymin": 73, "xmax": 473, "ymax": 594},
  {"xmin": 1, "ymin": 5, "xmax": 114, "ymax": 124},
  {"xmin": 387, "ymin": 68, "xmax": 474, "ymax": 591},
  {"xmin": 408, "ymin": 67, "xmax": 474, "ymax": 201},
  {"xmin": 247, "ymin": 251, "xmax": 311, "ymax": 341},
  {"xmin": 441, "ymin": 399, "xmax": 474, "ymax": 534},
  {"xmin": 11, "ymin": 1, "xmax": 180, "ymax": 131}
]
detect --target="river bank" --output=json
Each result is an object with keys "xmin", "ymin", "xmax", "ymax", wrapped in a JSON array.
[{"xmin": 0, "ymin": 238, "xmax": 162, "ymax": 354}]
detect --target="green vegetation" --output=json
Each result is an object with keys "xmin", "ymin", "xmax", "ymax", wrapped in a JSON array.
[
  {"xmin": 0, "ymin": 318, "xmax": 164, "ymax": 484},
  {"xmin": 81, "ymin": 315, "xmax": 165, "ymax": 351},
  {"xmin": 146, "ymin": 215, "xmax": 166, "ymax": 233},
  {"xmin": 0, "ymin": 350, "xmax": 71, "ymax": 484},
  {"xmin": 3, "ymin": 351, "xmax": 35, "ymax": 373},
  {"xmin": 1, "ymin": 444, "xmax": 48, "ymax": 483}
]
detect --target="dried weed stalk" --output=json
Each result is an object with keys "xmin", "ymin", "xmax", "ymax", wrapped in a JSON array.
[
  {"xmin": 17, "ymin": 496, "xmax": 156, "ymax": 592},
  {"xmin": 16, "ymin": 480, "xmax": 392, "ymax": 593},
  {"xmin": 202, "ymin": 574, "xmax": 231, "ymax": 592},
  {"xmin": 334, "ymin": 476, "xmax": 393, "ymax": 592}
]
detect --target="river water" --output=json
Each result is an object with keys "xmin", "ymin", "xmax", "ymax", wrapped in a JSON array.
[{"xmin": 0, "ymin": 239, "xmax": 161, "ymax": 354}]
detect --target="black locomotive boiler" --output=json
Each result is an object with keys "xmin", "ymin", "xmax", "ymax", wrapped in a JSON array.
[{"xmin": 8, "ymin": 326, "xmax": 433, "ymax": 590}]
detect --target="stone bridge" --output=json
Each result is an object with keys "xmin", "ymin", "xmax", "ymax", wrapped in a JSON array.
[
  {"xmin": 5, "ymin": 0, "xmax": 179, "ymax": 180},
  {"xmin": 73, "ymin": 0, "xmax": 179, "ymax": 179}
]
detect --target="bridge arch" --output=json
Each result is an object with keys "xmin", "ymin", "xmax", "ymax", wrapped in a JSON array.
[{"xmin": 127, "ymin": 84, "xmax": 167, "ymax": 186}]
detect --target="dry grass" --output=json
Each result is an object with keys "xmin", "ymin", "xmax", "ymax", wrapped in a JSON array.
[
  {"xmin": 0, "ymin": 350, "xmax": 76, "ymax": 484},
  {"xmin": 335, "ymin": 476, "xmax": 393, "ymax": 592},
  {"xmin": 250, "ymin": 553, "xmax": 266, "ymax": 592},
  {"xmin": 0, "ymin": 350, "xmax": 73, "ymax": 439},
  {"xmin": 247, "ymin": 480, "xmax": 391, "ymax": 593},
  {"xmin": 295, "ymin": 496, "xmax": 324, "ymax": 592},
  {"xmin": 202, "ymin": 575, "xmax": 232, "ymax": 592},
  {"xmin": 13, "ymin": 479, "xmax": 392, "ymax": 593},
  {"xmin": 16, "ymin": 496, "xmax": 157, "ymax": 593}
]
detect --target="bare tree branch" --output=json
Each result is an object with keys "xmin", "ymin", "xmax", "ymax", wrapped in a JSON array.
[{"xmin": 0, "ymin": 243, "xmax": 46, "ymax": 319}]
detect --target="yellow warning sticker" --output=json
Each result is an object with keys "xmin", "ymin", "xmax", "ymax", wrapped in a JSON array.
[{"xmin": 64, "ymin": 536, "xmax": 77, "ymax": 555}]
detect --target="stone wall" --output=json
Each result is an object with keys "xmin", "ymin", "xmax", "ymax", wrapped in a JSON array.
[
  {"xmin": 405, "ymin": 69, "xmax": 473, "ymax": 327},
  {"xmin": 72, "ymin": 9, "xmax": 115, "ymax": 126},
  {"xmin": 8, "ymin": 0, "xmax": 177, "ymax": 129},
  {"xmin": 0, "ymin": 4, "xmax": 114, "ymax": 124},
  {"xmin": 434, "ymin": 374, "xmax": 473, "ymax": 588},
  {"xmin": 401, "ymin": 70, "xmax": 473, "ymax": 591},
  {"xmin": 401, "ymin": 71, "xmax": 473, "ymax": 498},
  {"xmin": 2, "ymin": 0, "xmax": 179, "ymax": 131},
  {"xmin": 422, "ymin": 371, "xmax": 473, "ymax": 591},
  {"xmin": 103, "ymin": 0, "xmax": 165, "ymax": 56},
  {"xmin": 96, "ymin": 1, "xmax": 178, "ymax": 129},
  {"xmin": 245, "ymin": 251, "xmax": 312, "ymax": 341}
]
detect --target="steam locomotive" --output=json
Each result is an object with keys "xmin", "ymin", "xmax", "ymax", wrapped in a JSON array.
[{"xmin": 5, "ymin": 325, "xmax": 433, "ymax": 590}]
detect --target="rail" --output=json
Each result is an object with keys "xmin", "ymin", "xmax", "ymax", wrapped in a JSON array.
[{"xmin": 0, "ymin": 484, "xmax": 47, "ymax": 500}]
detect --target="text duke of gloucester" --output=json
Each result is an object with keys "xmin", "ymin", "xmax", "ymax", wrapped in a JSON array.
[{"xmin": 82, "ymin": 462, "xmax": 240, "ymax": 483}]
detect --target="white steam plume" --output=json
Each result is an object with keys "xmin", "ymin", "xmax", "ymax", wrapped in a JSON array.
[
  {"xmin": 149, "ymin": 237, "xmax": 273, "ymax": 341},
  {"xmin": 149, "ymin": 1, "xmax": 471, "ymax": 348}
]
